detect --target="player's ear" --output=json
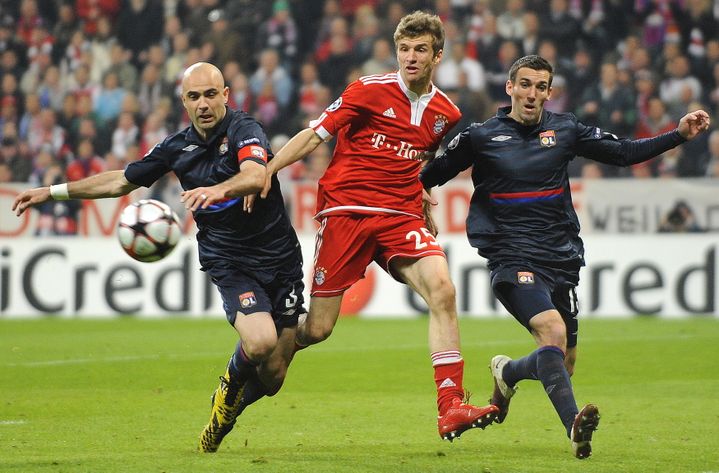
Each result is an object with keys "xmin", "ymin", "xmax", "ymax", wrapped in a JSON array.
[
  {"xmin": 222, "ymin": 86, "xmax": 229, "ymax": 104},
  {"xmin": 546, "ymin": 86, "xmax": 553, "ymax": 101},
  {"xmin": 433, "ymin": 48, "xmax": 443, "ymax": 64},
  {"xmin": 505, "ymin": 79, "xmax": 513, "ymax": 97}
]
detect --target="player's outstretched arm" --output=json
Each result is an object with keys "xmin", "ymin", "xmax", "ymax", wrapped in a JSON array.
[
  {"xmin": 677, "ymin": 109, "xmax": 711, "ymax": 140},
  {"xmin": 261, "ymin": 128, "xmax": 324, "ymax": 198},
  {"xmin": 182, "ymin": 160, "xmax": 266, "ymax": 212},
  {"xmin": 12, "ymin": 170, "xmax": 138, "ymax": 216}
]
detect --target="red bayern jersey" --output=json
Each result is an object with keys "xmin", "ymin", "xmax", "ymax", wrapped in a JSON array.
[{"xmin": 310, "ymin": 72, "xmax": 461, "ymax": 219}]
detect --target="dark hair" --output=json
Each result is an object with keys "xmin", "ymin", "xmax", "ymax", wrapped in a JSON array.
[
  {"xmin": 508, "ymin": 55, "xmax": 554, "ymax": 86},
  {"xmin": 393, "ymin": 11, "xmax": 445, "ymax": 56}
]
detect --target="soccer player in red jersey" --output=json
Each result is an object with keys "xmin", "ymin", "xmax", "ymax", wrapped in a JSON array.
[{"xmin": 254, "ymin": 11, "xmax": 498, "ymax": 440}]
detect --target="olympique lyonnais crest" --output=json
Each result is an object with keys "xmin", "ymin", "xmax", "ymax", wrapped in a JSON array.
[
  {"xmin": 517, "ymin": 271, "xmax": 535, "ymax": 284},
  {"xmin": 219, "ymin": 136, "xmax": 229, "ymax": 155},
  {"xmin": 539, "ymin": 130, "xmax": 556, "ymax": 147},
  {"xmin": 314, "ymin": 267, "xmax": 327, "ymax": 286},
  {"xmin": 433, "ymin": 114, "xmax": 448, "ymax": 135},
  {"xmin": 239, "ymin": 291, "xmax": 257, "ymax": 308}
]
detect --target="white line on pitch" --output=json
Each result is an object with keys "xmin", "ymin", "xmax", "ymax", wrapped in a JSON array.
[
  {"xmin": 0, "ymin": 420, "xmax": 27, "ymax": 425},
  {"xmin": 1, "ymin": 333, "xmax": 699, "ymax": 367}
]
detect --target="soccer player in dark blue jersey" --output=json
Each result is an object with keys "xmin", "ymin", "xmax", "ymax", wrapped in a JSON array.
[
  {"xmin": 420, "ymin": 55, "xmax": 710, "ymax": 459},
  {"xmin": 12, "ymin": 62, "xmax": 307, "ymax": 453}
]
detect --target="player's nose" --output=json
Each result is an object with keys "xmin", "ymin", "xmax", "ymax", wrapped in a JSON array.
[{"xmin": 197, "ymin": 98, "xmax": 210, "ymax": 110}]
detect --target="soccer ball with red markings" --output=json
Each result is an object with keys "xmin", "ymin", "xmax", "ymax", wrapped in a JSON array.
[{"xmin": 117, "ymin": 199, "xmax": 181, "ymax": 262}]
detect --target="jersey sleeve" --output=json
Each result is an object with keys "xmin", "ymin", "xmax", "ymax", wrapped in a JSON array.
[
  {"xmin": 230, "ymin": 120, "xmax": 269, "ymax": 167},
  {"xmin": 124, "ymin": 139, "xmax": 171, "ymax": 187},
  {"xmin": 309, "ymin": 80, "xmax": 365, "ymax": 140},
  {"xmin": 574, "ymin": 116, "xmax": 686, "ymax": 167},
  {"xmin": 420, "ymin": 126, "xmax": 477, "ymax": 188}
]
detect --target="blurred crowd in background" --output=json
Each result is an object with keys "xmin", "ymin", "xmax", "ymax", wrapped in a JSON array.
[{"xmin": 1, "ymin": 0, "xmax": 719, "ymax": 215}]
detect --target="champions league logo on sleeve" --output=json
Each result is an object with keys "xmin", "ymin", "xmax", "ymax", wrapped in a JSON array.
[
  {"xmin": 447, "ymin": 133, "xmax": 460, "ymax": 150},
  {"xmin": 433, "ymin": 114, "xmax": 448, "ymax": 135},
  {"xmin": 326, "ymin": 97, "xmax": 342, "ymax": 112}
]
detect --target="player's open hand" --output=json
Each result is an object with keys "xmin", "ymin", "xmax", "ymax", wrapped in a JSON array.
[
  {"xmin": 677, "ymin": 110, "xmax": 710, "ymax": 140},
  {"xmin": 12, "ymin": 187, "xmax": 51, "ymax": 216},
  {"xmin": 181, "ymin": 186, "xmax": 222, "ymax": 212}
]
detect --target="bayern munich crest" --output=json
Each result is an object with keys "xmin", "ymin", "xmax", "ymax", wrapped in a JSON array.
[
  {"xmin": 314, "ymin": 267, "xmax": 327, "ymax": 286},
  {"xmin": 433, "ymin": 114, "xmax": 448, "ymax": 135}
]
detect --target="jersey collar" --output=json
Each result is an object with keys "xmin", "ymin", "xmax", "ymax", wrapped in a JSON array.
[
  {"xmin": 396, "ymin": 71, "xmax": 437, "ymax": 103},
  {"xmin": 185, "ymin": 107, "xmax": 232, "ymax": 144},
  {"xmin": 497, "ymin": 105, "xmax": 547, "ymax": 132}
]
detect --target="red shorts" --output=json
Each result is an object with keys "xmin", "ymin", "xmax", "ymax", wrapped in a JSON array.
[{"xmin": 311, "ymin": 213, "xmax": 445, "ymax": 296}]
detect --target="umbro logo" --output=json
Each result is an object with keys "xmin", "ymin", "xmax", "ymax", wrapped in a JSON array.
[
  {"xmin": 383, "ymin": 107, "xmax": 397, "ymax": 118},
  {"xmin": 439, "ymin": 378, "xmax": 456, "ymax": 388},
  {"xmin": 182, "ymin": 144, "xmax": 199, "ymax": 151},
  {"xmin": 491, "ymin": 135, "xmax": 512, "ymax": 142}
]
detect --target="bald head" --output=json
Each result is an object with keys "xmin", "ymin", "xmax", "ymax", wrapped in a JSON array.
[
  {"xmin": 181, "ymin": 62, "xmax": 229, "ymax": 140},
  {"xmin": 182, "ymin": 62, "xmax": 225, "ymax": 93}
]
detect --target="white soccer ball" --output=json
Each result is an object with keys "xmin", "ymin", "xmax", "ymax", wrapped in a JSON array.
[{"xmin": 117, "ymin": 199, "xmax": 182, "ymax": 263}]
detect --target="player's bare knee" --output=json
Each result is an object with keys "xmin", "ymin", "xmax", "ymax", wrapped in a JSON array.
[
  {"xmin": 304, "ymin": 323, "xmax": 333, "ymax": 344},
  {"xmin": 426, "ymin": 276, "xmax": 456, "ymax": 313},
  {"xmin": 533, "ymin": 317, "xmax": 565, "ymax": 341},
  {"xmin": 241, "ymin": 337, "xmax": 277, "ymax": 361}
]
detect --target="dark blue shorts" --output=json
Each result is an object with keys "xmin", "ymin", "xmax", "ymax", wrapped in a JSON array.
[
  {"xmin": 207, "ymin": 263, "xmax": 306, "ymax": 332},
  {"xmin": 491, "ymin": 265, "xmax": 579, "ymax": 348}
]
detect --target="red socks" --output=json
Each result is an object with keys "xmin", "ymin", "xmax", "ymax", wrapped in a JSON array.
[{"xmin": 431, "ymin": 351, "xmax": 464, "ymax": 415}]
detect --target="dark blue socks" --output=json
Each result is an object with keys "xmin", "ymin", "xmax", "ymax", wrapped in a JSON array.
[
  {"xmin": 502, "ymin": 346, "xmax": 579, "ymax": 437},
  {"xmin": 536, "ymin": 346, "xmax": 579, "ymax": 437},
  {"xmin": 227, "ymin": 341, "xmax": 258, "ymax": 385},
  {"xmin": 502, "ymin": 349, "xmax": 540, "ymax": 386}
]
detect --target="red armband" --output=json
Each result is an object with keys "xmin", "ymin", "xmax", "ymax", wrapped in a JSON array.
[{"xmin": 237, "ymin": 145, "xmax": 267, "ymax": 163}]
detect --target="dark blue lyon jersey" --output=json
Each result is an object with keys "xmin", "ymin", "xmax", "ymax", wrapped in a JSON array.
[
  {"xmin": 420, "ymin": 106, "xmax": 685, "ymax": 273},
  {"xmin": 124, "ymin": 108, "xmax": 300, "ymax": 273}
]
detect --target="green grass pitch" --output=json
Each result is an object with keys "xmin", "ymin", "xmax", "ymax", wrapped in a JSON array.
[{"xmin": 1, "ymin": 316, "xmax": 718, "ymax": 473}]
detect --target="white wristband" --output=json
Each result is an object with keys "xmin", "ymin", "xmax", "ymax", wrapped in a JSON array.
[{"xmin": 49, "ymin": 183, "xmax": 70, "ymax": 200}]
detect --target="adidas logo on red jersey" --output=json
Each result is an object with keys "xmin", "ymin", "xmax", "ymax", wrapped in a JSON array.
[{"xmin": 382, "ymin": 107, "xmax": 397, "ymax": 118}]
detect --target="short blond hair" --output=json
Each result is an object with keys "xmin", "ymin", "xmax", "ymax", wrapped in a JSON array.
[{"xmin": 393, "ymin": 11, "xmax": 444, "ymax": 56}]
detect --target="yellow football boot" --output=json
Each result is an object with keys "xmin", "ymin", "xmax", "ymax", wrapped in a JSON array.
[{"xmin": 198, "ymin": 368, "xmax": 245, "ymax": 453}]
